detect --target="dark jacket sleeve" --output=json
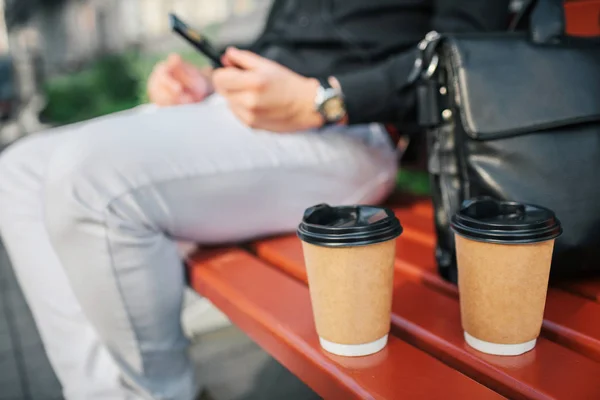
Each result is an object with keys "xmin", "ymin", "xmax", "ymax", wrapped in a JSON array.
[{"xmin": 335, "ymin": 0, "xmax": 511, "ymax": 125}]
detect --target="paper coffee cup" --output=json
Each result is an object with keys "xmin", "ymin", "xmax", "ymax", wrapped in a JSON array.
[
  {"xmin": 297, "ymin": 204, "xmax": 403, "ymax": 357},
  {"xmin": 451, "ymin": 198, "xmax": 562, "ymax": 356}
]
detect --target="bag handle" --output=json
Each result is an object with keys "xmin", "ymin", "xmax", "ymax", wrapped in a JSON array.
[
  {"xmin": 510, "ymin": 0, "xmax": 565, "ymax": 44},
  {"xmin": 529, "ymin": 0, "xmax": 565, "ymax": 44}
]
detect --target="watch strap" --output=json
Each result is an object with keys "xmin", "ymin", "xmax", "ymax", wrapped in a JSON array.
[{"xmin": 318, "ymin": 77, "xmax": 332, "ymax": 89}]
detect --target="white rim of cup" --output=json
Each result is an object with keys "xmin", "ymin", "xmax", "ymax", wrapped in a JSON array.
[
  {"xmin": 464, "ymin": 332, "xmax": 536, "ymax": 356},
  {"xmin": 319, "ymin": 335, "xmax": 388, "ymax": 357}
]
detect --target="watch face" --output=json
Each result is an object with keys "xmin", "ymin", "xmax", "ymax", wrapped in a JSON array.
[{"xmin": 323, "ymin": 97, "xmax": 346, "ymax": 121}]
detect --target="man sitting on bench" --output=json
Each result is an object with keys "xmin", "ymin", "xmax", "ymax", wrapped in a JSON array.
[{"xmin": 0, "ymin": 1, "xmax": 509, "ymax": 399}]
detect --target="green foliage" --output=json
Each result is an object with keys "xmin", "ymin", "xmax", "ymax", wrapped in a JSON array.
[
  {"xmin": 42, "ymin": 50, "xmax": 211, "ymax": 126},
  {"xmin": 396, "ymin": 169, "xmax": 430, "ymax": 195},
  {"xmin": 41, "ymin": 54, "xmax": 141, "ymax": 125},
  {"xmin": 42, "ymin": 21, "xmax": 219, "ymax": 125}
]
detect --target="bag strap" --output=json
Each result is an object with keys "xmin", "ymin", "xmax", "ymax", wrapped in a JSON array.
[
  {"xmin": 510, "ymin": 0, "xmax": 565, "ymax": 43},
  {"xmin": 529, "ymin": 0, "xmax": 565, "ymax": 44}
]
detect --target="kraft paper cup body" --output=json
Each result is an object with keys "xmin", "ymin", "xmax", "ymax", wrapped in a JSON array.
[
  {"xmin": 301, "ymin": 239, "xmax": 396, "ymax": 357},
  {"xmin": 451, "ymin": 198, "xmax": 562, "ymax": 356},
  {"xmin": 297, "ymin": 204, "xmax": 402, "ymax": 357},
  {"xmin": 456, "ymin": 235, "xmax": 555, "ymax": 355}
]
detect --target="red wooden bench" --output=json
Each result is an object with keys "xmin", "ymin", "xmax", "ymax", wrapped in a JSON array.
[{"xmin": 188, "ymin": 2, "xmax": 600, "ymax": 398}]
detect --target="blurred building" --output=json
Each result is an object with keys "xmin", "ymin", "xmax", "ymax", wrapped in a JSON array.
[
  {"xmin": 3, "ymin": 0, "xmax": 270, "ymax": 75},
  {"xmin": 0, "ymin": 1, "xmax": 8, "ymax": 53},
  {"xmin": 0, "ymin": 0, "xmax": 270, "ymax": 143}
]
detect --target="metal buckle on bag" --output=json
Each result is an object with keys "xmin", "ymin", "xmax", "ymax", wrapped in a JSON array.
[
  {"xmin": 423, "ymin": 53, "xmax": 439, "ymax": 79},
  {"xmin": 413, "ymin": 31, "xmax": 445, "ymax": 127},
  {"xmin": 407, "ymin": 31, "xmax": 441, "ymax": 84}
]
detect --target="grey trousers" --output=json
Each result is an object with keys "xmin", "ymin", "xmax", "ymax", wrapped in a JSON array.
[{"xmin": 0, "ymin": 96, "xmax": 398, "ymax": 399}]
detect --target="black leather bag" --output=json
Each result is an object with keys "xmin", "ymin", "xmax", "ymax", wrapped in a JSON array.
[{"xmin": 418, "ymin": 0, "xmax": 600, "ymax": 283}]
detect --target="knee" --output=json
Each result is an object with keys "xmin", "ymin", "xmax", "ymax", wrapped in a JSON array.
[
  {"xmin": 0, "ymin": 136, "xmax": 48, "ymax": 226},
  {"xmin": 43, "ymin": 132, "xmax": 144, "ymax": 247},
  {"xmin": 43, "ymin": 135, "xmax": 113, "ymax": 241},
  {"xmin": 0, "ymin": 136, "xmax": 38, "ymax": 191}
]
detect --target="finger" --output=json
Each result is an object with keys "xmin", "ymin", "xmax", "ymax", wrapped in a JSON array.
[
  {"xmin": 166, "ymin": 53, "xmax": 183, "ymax": 70},
  {"xmin": 151, "ymin": 87, "xmax": 175, "ymax": 107},
  {"xmin": 227, "ymin": 92, "xmax": 294, "ymax": 121},
  {"xmin": 159, "ymin": 79, "xmax": 196, "ymax": 104},
  {"xmin": 149, "ymin": 82, "xmax": 176, "ymax": 106},
  {"xmin": 229, "ymin": 106, "xmax": 278, "ymax": 131},
  {"xmin": 152, "ymin": 89, "xmax": 194, "ymax": 106},
  {"xmin": 226, "ymin": 91, "xmax": 263, "ymax": 112},
  {"xmin": 150, "ymin": 78, "xmax": 186, "ymax": 106},
  {"xmin": 172, "ymin": 64, "xmax": 209, "ymax": 100},
  {"xmin": 224, "ymin": 47, "xmax": 269, "ymax": 70},
  {"xmin": 164, "ymin": 55, "xmax": 211, "ymax": 100},
  {"xmin": 152, "ymin": 64, "xmax": 183, "ymax": 94},
  {"xmin": 229, "ymin": 106, "xmax": 288, "ymax": 132},
  {"xmin": 178, "ymin": 93, "xmax": 195, "ymax": 104},
  {"xmin": 227, "ymin": 100, "xmax": 287, "ymax": 130},
  {"xmin": 212, "ymin": 68, "xmax": 265, "ymax": 93},
  {"xmin": 221, "ymin": 53, "xmax": 235, "ymax": 68}
]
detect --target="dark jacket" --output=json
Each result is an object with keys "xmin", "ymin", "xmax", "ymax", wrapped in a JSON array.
[{"xmin": 252, "ymin": 0, "xmax": 510, "ymax": 125}]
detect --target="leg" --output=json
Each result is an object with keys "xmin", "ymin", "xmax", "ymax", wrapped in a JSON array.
[
  {"xmin": 0, "ymin": 107, "xmax": 159, "ymax": 400},
  {"xmin": 43, "ymin": 98, "xmax": 397, "ymax": 399},
  {"xmin": 0, "ymin": 133, "xmax": 129, "ymax": 399}
]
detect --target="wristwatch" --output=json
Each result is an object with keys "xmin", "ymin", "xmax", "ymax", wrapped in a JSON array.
[{"xmin": 314, "ymin": 78, "xmax": 346, "ymax": 125}]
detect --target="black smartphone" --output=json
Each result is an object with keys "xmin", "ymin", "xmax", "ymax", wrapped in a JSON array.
[{"xmin": 169, "ymin": 13, "xmax": 223, "ymax": 67}]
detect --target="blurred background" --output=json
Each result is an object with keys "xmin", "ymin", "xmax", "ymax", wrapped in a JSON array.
[{"xmin": 0, "ymin": 0, "xmax": 272, "ymax": 148}]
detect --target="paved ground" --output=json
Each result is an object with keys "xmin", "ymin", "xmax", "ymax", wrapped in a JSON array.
[
  {"xmin": 0, "ymin": 242, "xmax": 63, "ymax": 400},
  {"xmin": 192, "ymin": 326, "xmax": 320, "ymax": 400}
]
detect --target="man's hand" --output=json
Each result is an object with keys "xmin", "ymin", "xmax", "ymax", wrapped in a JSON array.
[
  {"xmin": 147, "ymin": 54, "xmax": 213, "ymax": 106},
  {"xmin": 213, "ymin": 47, "xmax": 324, "ymax": 132}
]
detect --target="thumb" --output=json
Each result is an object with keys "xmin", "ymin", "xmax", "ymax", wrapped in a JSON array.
[{"xmin": 225, "ymin": 47, "xmax": 268, "ymax": 70}]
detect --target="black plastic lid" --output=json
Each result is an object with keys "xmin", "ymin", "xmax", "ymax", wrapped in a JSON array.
[
  {"xmin": 297, "ymin": 204, "xmax": 403, "ymax": 247},
  {"xmin": 451, "ymin": 198, "xmax": 562, "ymax": 244}
]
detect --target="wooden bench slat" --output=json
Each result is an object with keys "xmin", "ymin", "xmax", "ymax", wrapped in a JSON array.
[
  {"xmin": 393, "ymin": 209, "xmax": 436, "ymax": 246},
  {"xmin": 253, "ymin": 236, "xmax": 600, "ymax": 400},
  {"xmin": 565, "ymin": 0, "xmax": 600, "ymax": 37},
  {"xmin": 187, "ymin": 249, "xmax": 504, "ymax": 400},
  {"xmin": 559, "ymin": 279, "xmax": 600, "ymax": 302}
]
